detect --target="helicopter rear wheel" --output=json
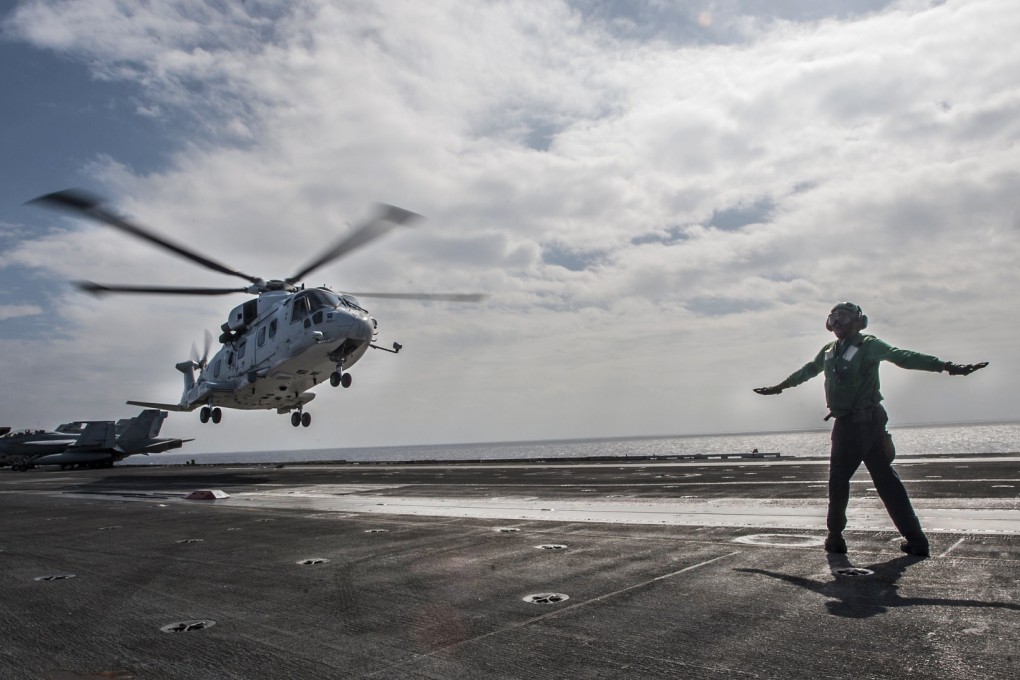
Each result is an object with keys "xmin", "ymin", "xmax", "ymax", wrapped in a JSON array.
[
  {"xmin": 200, "ymin": 407, "xmax": 210, "ymax": 423},
  {"xmin": 341, "ymin": 373, "xmax": 353, "ymax": 388},
  {"xmin": 330, "ymin": 371, "xmax": 341, "ymax": 387},
  {"xmin": 211, "ymin": 407, "xmax": 222, "ymax": 424},
  {"xmin": 291, "ymin": 412, "xmax": 301, "ymax": 427}
]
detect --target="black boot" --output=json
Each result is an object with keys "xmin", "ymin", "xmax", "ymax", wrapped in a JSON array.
[
  {"xmin": 899, "ymin": 534, "xmax": 930, "ymax": 557},
  {"xmin": 824, "ymin": 533, "xmax": 847, "ymax": 553}
]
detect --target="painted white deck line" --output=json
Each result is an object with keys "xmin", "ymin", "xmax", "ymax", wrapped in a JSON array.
[{"xmin": 217, "ymin": 488, "xmax": 1020, "ymax": 534}]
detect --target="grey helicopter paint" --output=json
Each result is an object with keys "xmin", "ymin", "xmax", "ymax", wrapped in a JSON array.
[
  {"xmin": 31, "ymin": 190, "xmax": 484, "ymax": 428},
  {"xmin": 131, "ymin": 287, "xmax": 376, "ymax": 424}
]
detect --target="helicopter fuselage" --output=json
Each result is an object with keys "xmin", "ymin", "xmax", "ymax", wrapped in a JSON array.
[{"xmin": 129, "ymin": 287, "xmax": 378, "ymax": 421}]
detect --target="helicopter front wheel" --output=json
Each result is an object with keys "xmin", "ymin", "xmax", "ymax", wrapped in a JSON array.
[
  {"xmin": 291, "ymin": 411, "xmax": 312, "ymax": 428},
  {"xmin": 330, "ymin": 371, "xmax": 353, "ymax": 388},
  {"xmin": 200, "ymin": 407, "xmax": 210, "ymax": 423}
]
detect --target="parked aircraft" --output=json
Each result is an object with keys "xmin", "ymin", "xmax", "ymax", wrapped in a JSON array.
[{"xmin": 0, "ymin": 410, "xmax": 189, "ymax": 471}]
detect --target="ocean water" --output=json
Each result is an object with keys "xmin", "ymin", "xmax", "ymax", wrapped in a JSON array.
[{"xmin": 139, "ymin": 421, "xmax": 1020, "ymax": 466}]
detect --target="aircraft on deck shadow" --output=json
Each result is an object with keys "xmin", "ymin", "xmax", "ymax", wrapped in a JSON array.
[{"xmin": 0, "ymin": 410, "xmax": 191, "ymax": 471}]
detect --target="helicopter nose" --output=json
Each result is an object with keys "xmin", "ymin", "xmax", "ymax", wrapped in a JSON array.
[
  {"xmin": 355, "ymin": 315, "xmax": 374, "ymax": 340},
  {"xmin": 328, "ymin": 308, "xmax": 374, "ymax": 342}
]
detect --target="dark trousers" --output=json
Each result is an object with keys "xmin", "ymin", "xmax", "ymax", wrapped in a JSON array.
[{"xmin": 827, "ymin": 405, "xmax": 925, "ymax": 542}]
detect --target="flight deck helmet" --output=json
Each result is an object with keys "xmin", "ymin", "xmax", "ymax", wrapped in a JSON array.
[{"xmin": 825, "ymin": 302, "xmax": 868, "ymax": 332}]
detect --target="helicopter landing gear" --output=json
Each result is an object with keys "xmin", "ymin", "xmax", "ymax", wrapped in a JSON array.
[
  {"xmin": 330, "ymin": 371, "xmax": 353, "ymax": 388},
  {"xmin": 199, "ymin": 406, "xmax": 223, "ymax": 424},
  {"xmin": 290, "ymin": 410, "xmax": 311, "ymax": 428}
]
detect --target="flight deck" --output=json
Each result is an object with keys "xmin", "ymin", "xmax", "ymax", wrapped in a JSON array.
[{"xmin": 1, "ymin": 454, "xmax": 1017, "ymax": 679}]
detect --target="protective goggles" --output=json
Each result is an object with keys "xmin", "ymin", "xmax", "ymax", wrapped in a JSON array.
[{"xmin": 826, "ymin": 310, "xmax": 858, "ymax": 326}]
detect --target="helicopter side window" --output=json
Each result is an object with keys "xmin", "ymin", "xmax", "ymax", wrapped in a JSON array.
[
  {"xmin": 212, "ymin": 359, "xmax": 222, "ymax": 378},
  {"xmin": 226, "ymin": 351, "xmax": 234, "ymax": 366},
  {"xmin": 257, "ymin": 326, "xmax": 267, "ymax": 348},
  {"xmin": 237, "ymin": 340, "xmax": 247, "ymax": 360},
  {"xmin": 268, "ymin": 319, "xmax": 278, "ymax": 339}
]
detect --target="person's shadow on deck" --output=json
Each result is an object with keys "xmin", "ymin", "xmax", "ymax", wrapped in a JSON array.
[{"xmin": 737, "ymin": 554, "xmax": 1020, "ymax": 619}]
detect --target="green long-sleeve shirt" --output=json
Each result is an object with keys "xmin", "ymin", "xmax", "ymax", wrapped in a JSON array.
[{"xmin": 777, "ymin": 332, "xmax": 945, "ymax": 417}]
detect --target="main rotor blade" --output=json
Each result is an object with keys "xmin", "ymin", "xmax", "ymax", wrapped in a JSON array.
[
  {"xmin": 346, "ymin": 292, "xmax": 488, "ymax": 302},
  {"xmin": 76, "ymin": 281, "xmax": 249, "ymax": 296},
  {"xmin": 30, "ymin": 190, "xmax": 262, "ymax": 285},
  {"xmin": 287, "ymin": 203, "xmax": 422, "ymax": 285}
]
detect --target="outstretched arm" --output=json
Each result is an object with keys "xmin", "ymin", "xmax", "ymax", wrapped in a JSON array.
[
  {"xmin": 943, "ymin": 361, "xmax": 989, "ymax": 376},
  {"xmin": 754, "ymin": 347, "xmax": 828, "ymax": 396}
]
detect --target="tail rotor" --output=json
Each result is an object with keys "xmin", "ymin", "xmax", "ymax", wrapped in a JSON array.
[{"xmin": 189, "ymin": 330, "xmax": 213, "ymax": 374}]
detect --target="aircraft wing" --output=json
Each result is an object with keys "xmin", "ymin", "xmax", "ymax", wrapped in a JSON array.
[{"xmin": 21, "ymin": 438, "xmax": 78, "ymax": 448}]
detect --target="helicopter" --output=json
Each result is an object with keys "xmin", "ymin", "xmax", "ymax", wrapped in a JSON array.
[{"xmin": 31, "ymin": 190, "xmax": 485, "ymax": 428}]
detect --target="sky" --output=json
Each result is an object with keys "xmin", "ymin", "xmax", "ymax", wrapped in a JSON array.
[{"xmin": 1, "ymin": 0, "xmax": 1018, "ymax": 454}]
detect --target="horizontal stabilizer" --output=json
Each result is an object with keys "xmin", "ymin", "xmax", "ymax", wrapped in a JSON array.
[
  {"xmin": 119, "ymin": 438, "xmax": 190, "ymax": 455},
  {"xmin": 127, "ymin": 400, "xmax": 189, "ymax": 412}
]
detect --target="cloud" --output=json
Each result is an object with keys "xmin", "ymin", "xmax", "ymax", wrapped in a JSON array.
[
  {"xmin": 0, "ymin": 304, "xmax": 43, "ymax": 321},
  {"xmin": 2, "ymin": 0, "xmax": 1018, "ymax": 448}
]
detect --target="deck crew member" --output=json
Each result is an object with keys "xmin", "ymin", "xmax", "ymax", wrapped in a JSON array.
[{"xmin": 753, "ymin": 302, "xmax": 987, "ymax": 557}]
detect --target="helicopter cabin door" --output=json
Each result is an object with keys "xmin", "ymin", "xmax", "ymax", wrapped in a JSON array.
[
  {"xmin": 252, "ymin": 313, "xmax": 280, "ymax": 368},
  {"xmin": 234, "ymin": 336, "xmax": 250, "ymax": 378}
]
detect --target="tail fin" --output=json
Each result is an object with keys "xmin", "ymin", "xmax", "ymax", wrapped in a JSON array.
[
  {"xmin": 70, "ymin": 421, "xmax": 117, "ymax": 451},
  {"xmin": 176, "ymin": 360, "xmax": 197, "ymax": 392},
  {"xmin": 117, "ymin": 410, "xmax": 167, "ymax": 441}
]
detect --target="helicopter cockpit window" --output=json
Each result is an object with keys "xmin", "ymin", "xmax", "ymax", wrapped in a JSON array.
[
  {"xmin": 257, "ymin": 326, "xmax": 267, "ymax": 348},
  {"xmin": 212, "ymin": 359, "xmax": 222, "ymax": 378},
  {"xmin": 341, "ymin": 294, "xmax": 365, "ymax": 311},
  {"xmin": 268, "ymin": 319, "xmax": 278, "ymax": 339},
  {"xmin": 291, "ymin": 293, "xmax": 312, "ymax": 323},
  {"xmin": 237, "ymin": 340, "xmax": 247, "ymax": 360},
  {"xmin": 309, "ymin": 289, "xmax": 341, "ymax": 310}
]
